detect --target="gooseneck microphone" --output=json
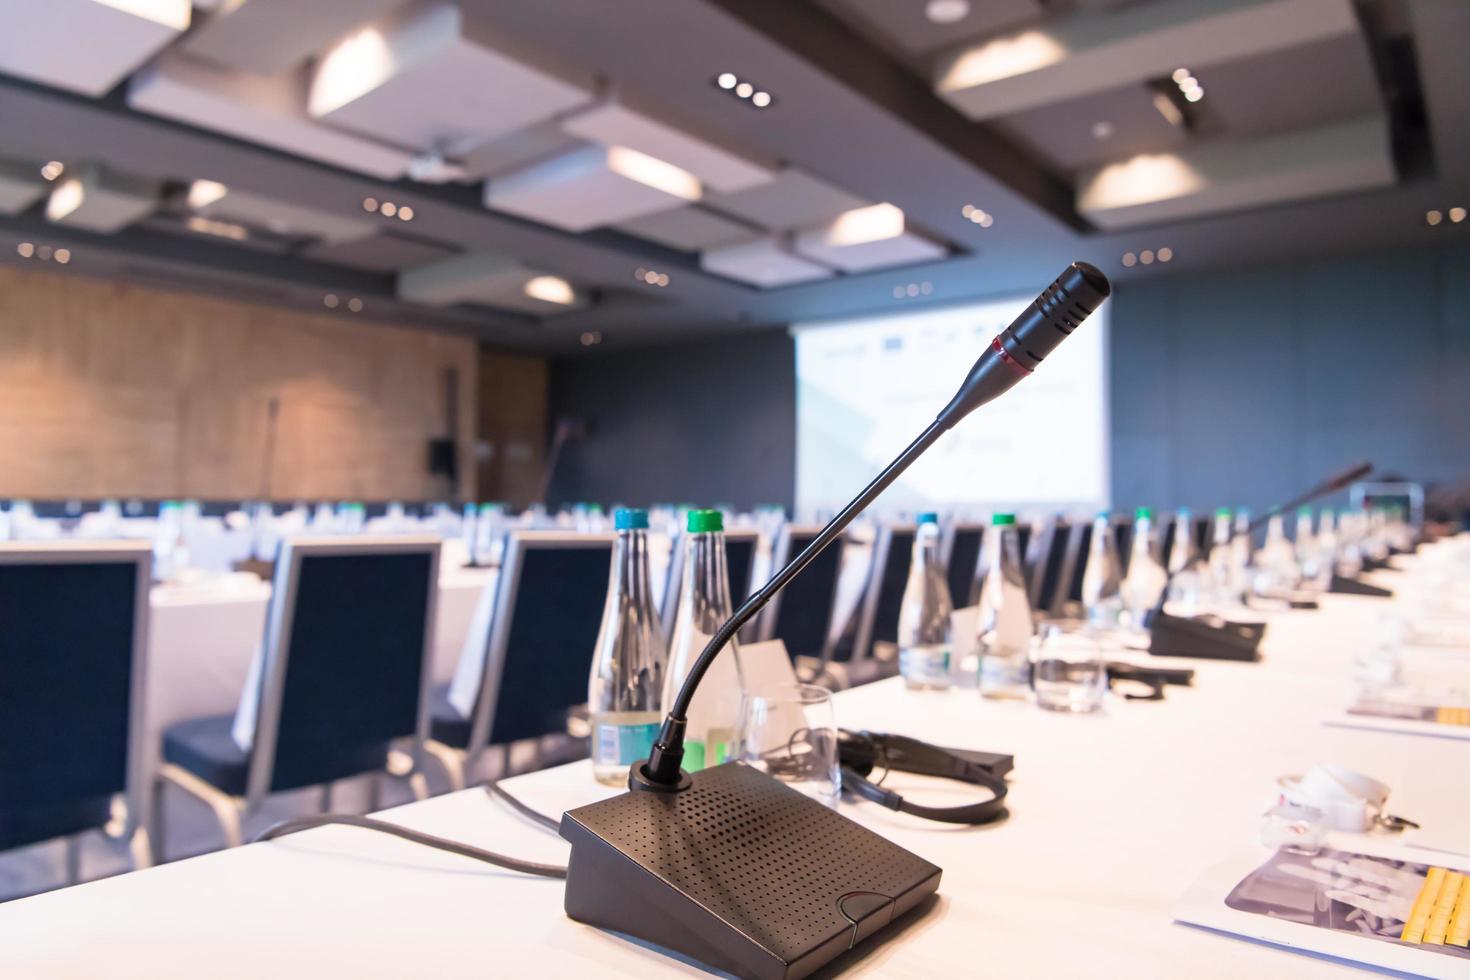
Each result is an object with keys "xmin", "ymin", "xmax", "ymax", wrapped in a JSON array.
[{"xmin": 640, "ymin": 260, "xmax": 1112, "ymax": 787}]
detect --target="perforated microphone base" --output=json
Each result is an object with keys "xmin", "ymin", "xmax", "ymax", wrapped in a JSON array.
[
  {"xmin": 559, "ymin": 762, "xmax": 941, "ymax": 980},
  {"xmin": 1148, "ymin": 611, "xmax": 1265, "ymax": 662},
  {"xmin": 1330, "ymin": 574, "xmax": 1393, "ymax": 598}
]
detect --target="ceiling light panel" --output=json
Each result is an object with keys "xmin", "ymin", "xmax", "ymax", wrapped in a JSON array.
[
  {"xmin": 180, "ymin": 0, "xmax": 405, "ymax": 75},
  {"xmin": 398, "ymin": 252, "xmax": 588, "ymax": 314},
  {"xmin": 45, "ymin": 165, "xmax": 159, "ymax": 233},
  {"xmin": 702, "ymin": 167, "xmax": 869, "ymax": 232},
  {"xmin": 934, "ymin": 0, "xmax": 1359, "ymax": 120},
  {"xmin": 484, "ymin": 143, "xmax": 701, "ymax": 232},
  {"xmin": 700, "ymin": 237, "xmax": 834, "ymax": 288},
  {"xmin": 0, "ymin": 160, "xmax": 48, "ymax": 215},
  {"xmin": 193, "ymin": 186, "xmax": 376, "ymax": 243},
  {"xmin": 791, "ymin": 203, "xmax": 946, "ymax": 273},
  {"xmin": 309, "ymin": 0, "xmax": 590, "ymax": 157},
  {"xmin": 0, "ymin": 0, "xmax": 189, "ymax": 96},
  {"xmin": 561, "ymin": 102, "xmax": 773, "ymax": 193},
  {"xmin": 1077, "ymin": 116, "xmax": 1393, "ymax": 229},
  {"xmin": 129, "ymin": 53, "xmax": 414, "ymax": 180}
]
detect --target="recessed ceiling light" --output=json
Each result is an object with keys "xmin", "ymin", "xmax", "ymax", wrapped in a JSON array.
[
  {"xmin": 1122, "ymin": 252, "xmax": 1137, "ymax": 267},
  {"xmin": 347, "ymin": 297, "xmax": 364, "ymax": 313},
  {"xmin": 397, "ymin": 205, "xmax": 414, "ymax": 221},
  {"xmin": 655, "ymin": 272, "xmax": 670, "ymax": 287},
  {"xmin": 921, "ymin": 281, "xmax": 933, "ymax": 294},
  {"xmin": 716, "ymin": 72, "xmax": 737, "ymax": 90},
  {"xmin": 892, "ymin": 285, "xmax": 905, "ymax": 299},
  {"xmin": 186, "ymin": 215, "xmax": 249, "ymax": 241},
  {"xmin": 323, "ymin": 293, "xmax": 340, "ymax": 309},
  {"xmin": 751, "ymin": 91, "xmax": 772, "ymax": 108},
  {"xmin": 925, "ymin": 0, "xmax": 970, "ymax": 24},
  {"xmin": 1426, "ymin": 210, "xmax": 1443, "ymax": 226},
  {"xmin": 54, "ymin": 248, "xmax": 71, "ymax": 265},
  {"xmin": 1171, "ymin": 68, "xmax": 1191, "ymax": 84},
  {"xmin": 1184, "ymin": 87, "xmax": 1204, "ymax": 103},
  {"xmin": 380, "ymin": 201, "xmax": 397, "ymax": 217},
  {"xmin": 1157, "ymin": 246, "xmax": 1173, "ymax": 262},
  {"xmin": 1092, "ymin": 120, "xmax": 1114, "ymax": 141},
  {"xmin": 16, "ymin": 242, "xmax": 34, "ymax": 258},
  {"xmin": 524, "ymin": 274, "xmax": 577, "ymax": 306},
  {"xmin": 362, "ymin": 197, "xmax": 378, "ymax": 212},
  {"xmin": 1139, "ymin": 249, "xmax": 1155, "ymax": 264},
  {"xmin": 580, "ymin": 331, "xmax": 603, "ymax": 347},
  {"xmin": 1450, "ymin": 206, "xmax": 1467, "ymax": 223},
  {"xmin": 36, "ymin": 245, "xmax": 53, "ymax": 261},
  {"xmin": 960, "ymin": 204, "xmax": 975, "ymax": 218},
  {"xmin": 735, "ymin": 82, "xmax": 753, "ymax": 99},
  {"xmin": 187, "ymin": 179, "xmax": 227, "ymax": 210},
  {"xmin": 40, "ymin": 161, "xmax": 64, "ymax": 181}
]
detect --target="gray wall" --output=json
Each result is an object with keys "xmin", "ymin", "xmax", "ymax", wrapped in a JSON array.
[
  {"xmin": 1109, "ymin": 242, "xmax": 1470, "ymax": 515},
  {"xmin": 548, "ymin": 243, "xmax": 1469, "ymax": 516},
  {"xmin": 547, "ymin": 329, "xmax": 796, "ymax": 510}
]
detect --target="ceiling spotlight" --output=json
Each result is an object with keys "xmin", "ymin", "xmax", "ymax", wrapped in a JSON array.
[
  {"xmin": 1184, "ymin": 87, "xmax": 1204, "ymax": 103},
  {"xmin": 977, "ymin": 212, "xmax": 993, "ymax": 227},
  {"xmin": 362, "ymin": 197, "xmax": 378, "ymax": 212},
  {"xmin": 735, "ymin": 82, "xmax": 753, "ymax": 99},
  {"xmin": 187, "ymin": 179, "xmax": 227, "ymax": 210},
  {"xmin": 40, "ymin": 161, "xmax": 64, "ymax": 181},
  {"xmin": 906, "ymin": 283, "xmax": 920, "ymax": 297},
  {"xmin": 960, "ymin": 204, "xmax": 975, "ymax": 218},
  {"xmin": 580, "ymin": 331, "xmax": 603, "ymax": 347},
  {"xmin": 1450, "ymin": 206, "xmax": 1466, "ymax": 224},
  {"xmin": 893, "ymin": 285, "xmax": 905, "ymax": 299},
  {"xmin": 655, "ymin": 272, "xmax": 670, "ymax": 287},
  {"xmin": 1172, "ymin": 68, "xmax": 1192, "ymax": 84},
  {"xmin": 54, "ymin": 248, "xmax": 71, "ymax": 265},
  {"xmin": 1091, "ymin": 120, "xmax": 1114, "ymax": 141},
  {"xmin": 524, "ymin": 275, "xmax": 577, "ymax": 306},
  {"xmin": 397, "ymin": 205, "xmax": 414, "ymax": 221},
  {"xmin": 716, "ymin": 72, "xmax": 737, "ymax": 90},
  {"xmin": 1139, "ymin": 249, "xmax": 1155, "ymax": 265},
  {"xmin": 1122, "ymin": 252, "xmax": 1137, "ymax": 267},
  {"xmin": 347, "ymin": 297, "xmax": 364, "ymax": 313},
  {"xmin": 921, "ymin": 281, "xmax": 933, "ymax": 294},
  {"xmin": 37, "ymin": 245, "xmax": 53, "ymax": 261},
  {"xmin": 16, "ymin": 242, "xmax": 34, "ymax": 258},
  {"xmin": 380, "ymin": 201, "xmax": 397, "ymax": 217},
  {"xmin": 751, "ymin": 91, "xmax": 772, "ymax": 108},
  {"xmin": 1426, "ymin": 210, "xmax": 1443, "ymax": 226},
  {"xmin": 1157, "ymin": 246, "xmax": 1173, "ymax": 262},
  {"xmin": 925, "ymin": 0, "xmax": 970, "ymax": 24},
  {"xmin": 323, "ymin": 293, "xmax": 340, "ymax": 309},
  {"xmin": 634, "ymin": 267, "xmax": 647, "ymax": 280}
]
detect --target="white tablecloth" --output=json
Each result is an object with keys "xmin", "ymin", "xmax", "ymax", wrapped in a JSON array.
[{"xmin": 7, "ymin": 543, "xmax": 1468, "ymax": 977}]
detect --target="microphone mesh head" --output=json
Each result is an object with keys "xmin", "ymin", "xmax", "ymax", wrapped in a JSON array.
[{"xmin": 1008, "ymin": 262, "xmax": 1111, "ymax": 369}]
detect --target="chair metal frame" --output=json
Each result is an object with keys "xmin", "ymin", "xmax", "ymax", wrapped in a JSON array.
[
  {"xmin": 424, "ymin": 531, "xmax": 614, "ymax": 791},
  {"xmin": 838, "ymin": 521, "xmax": 917, "ymax": 685},
  {"xmin": 152, "ymin": 536, "xmax": 440, "ymax": 860},
  {"xmin": 0, "ymin": 540, "xmax": 154, "ymax": 883}
]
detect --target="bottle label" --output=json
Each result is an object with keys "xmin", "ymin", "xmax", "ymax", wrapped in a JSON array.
[{"xmin": 595, "ymin": 722, "xmax": 660, "ymax": 766}]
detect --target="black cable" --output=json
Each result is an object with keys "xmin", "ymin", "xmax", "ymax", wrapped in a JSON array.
[
  {"xmin": 253, "ymin": 814, "xmax": 567, "ymax": 879},
  {"xmin": 485, "ymin": 781, "xmax": 561, "ymax": 834}
]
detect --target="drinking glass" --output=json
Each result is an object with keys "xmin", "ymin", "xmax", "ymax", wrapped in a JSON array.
[
  {"xmin": 1030, "ymin": 620, "xmax": 1107, "ymax": 713},
  {"xmin": 736, "ymin": 683, "xmax": 841, "ymax": 809}
]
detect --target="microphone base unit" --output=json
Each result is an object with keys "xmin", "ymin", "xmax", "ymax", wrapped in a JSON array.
[
  {"xmin": 1330, "ymin": 574, "xmax": 1394, "ymax": 598},
  {"xmin": 1148, "ymin": 611, "xmax": 1265, "ymax": 662},
  {"xmin": 560, "ymin": 761, "xmax": 941, "ymax": 980}
]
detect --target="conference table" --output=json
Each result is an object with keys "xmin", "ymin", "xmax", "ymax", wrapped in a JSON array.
[{"xmin": 5, "ymin": 545, "xmax": 1468, "ymax": 978}]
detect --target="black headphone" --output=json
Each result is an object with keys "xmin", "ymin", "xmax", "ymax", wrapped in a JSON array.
[{"xmin": 838, "ymin": 730, "xmax": 1009, "ymax": 825}]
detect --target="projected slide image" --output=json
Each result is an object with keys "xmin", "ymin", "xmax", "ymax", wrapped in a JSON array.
[{"xmin": 793, "ymin": 293, "xmax": 1109, "ymax": 516}]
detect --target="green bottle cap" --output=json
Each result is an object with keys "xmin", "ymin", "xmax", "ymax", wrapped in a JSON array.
[
  {"xmin": 1215, "ymin": 507, "xmax": 1231, "ymax": 517},
  {"xmin": 1135, "ymin": 506, "xmax": 1153, "ymax": 520},
  {"xmin": 991, "ymin": 513, "xmax": 1016, "ymax": 526},
  {"xmin": 687, "ymin": 508, "xmax": 723, "ymax": 533},
  {"xmin": 917, "ymin": 511, "xmax": 938, "ymax": 525},
  {"xmin": 614, "ymin": 508, "xmax": 648, "ymax": 531},
  {"xmin": 1297, "ymin": 505, "xmax": 1312, "ymax": 516},
  {"xmin": 1096, "ymin": 511, "xmax": 1110, "ymax": 520}
]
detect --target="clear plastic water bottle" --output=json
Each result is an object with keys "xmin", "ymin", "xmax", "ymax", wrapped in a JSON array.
[
  {"xmin": 663, "ymin": 509, "xmax": 744, "ymax": 770},
  {"xmin": 977, "ymin": 513, "xmax": 1034, "ymax": 700},
  {"xmin": 1121, "ymin": 507, "xmax": 1167, "ymax": 631},
  {"xmin": 1229, "ymin": 508, "xmax": 1253, "ymax": 600},
  {"xmin": 473, "ymin": 502, "xmax": 506, "ymax": 565},
  {"xmin": 1294, "ymin": 506, "xmax": 1322, "ymax": 590},
  {"xmin": 153, "ymin": 501, "xmax": 188, "ymax": 582},
  {"xmin": 1080, "ymin": 512, "xmax": 1123, "ymax": 631},
  {"xmin": 1337, "ymin": 511, "xmax": 1364, "ymax": 578},
  {"xmin": 589, "ymin": 508, "xmax": 668, "ymax": 786},
  {"xmin": 898, "ymin": 512, "xmax": 954, "ymax": 690},
  {"xmin": 1314, "ymin": 508, "xmax": 1338, "ymax": 589},
  {"xmin": 1252, "ymin": 512, "xmax": 1299, "ymax": 596},
  {"xmin": 1167, "ymin": 508, "xmax": 1195, "ymax": 576},
  {"xmin": 1206, "ymin": 508, "xmax": 1233, "ymax": 603}
]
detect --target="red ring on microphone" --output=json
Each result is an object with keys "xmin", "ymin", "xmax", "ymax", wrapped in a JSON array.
[{"xmin": 991, "ymin": 335, "xmax": 1032, "ymax": 374}]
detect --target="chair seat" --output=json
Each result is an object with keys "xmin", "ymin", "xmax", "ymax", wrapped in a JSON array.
[
  {"xmin": 0, "ymin": 796, "xmax": 114, "ymax": 852},
  {"xmin": 429, "ymin": 685, "xmax": 473, "ymax": 749},
  {"xmin": 163, "ymin": 715, "xmax": 251, "ymax": 796}
]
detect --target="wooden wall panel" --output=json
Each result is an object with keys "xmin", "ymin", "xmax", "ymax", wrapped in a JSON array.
[
  {"xmin": 0, "ymin": 265, "xmax": 478, "ymax": 502},
  {"xmin": 477, "ymin": 348, "xmax": 548, "ymax": 507}
]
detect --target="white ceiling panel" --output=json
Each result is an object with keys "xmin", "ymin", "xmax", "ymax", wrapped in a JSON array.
[
  {"xmin": 484, "ymin": 144, "xmax": 701, "ymax": 232},
  {"xmin": 703, "ymin": 168, "xmax": 869, "ymax": 232},
  {"xmin": 0, "ymin": 160, "xmax": 47, "ymax": 215},
  {"xmin": 791, "ymin": 203, "xmax": 946, "ymax": 272},
  {"xmin": 195, "ymin": 187, "xmax": 375, "ymax": 243},
  {"xmin": 561, "ymin": 102, "xmax": 774, "ymax": 193},
  {"xmin": 128, "ymin": 53, "xmax": 414, "ymax": 180},
  {"xmin": 181, "ymin": 0, "xmax": 405, "ymax": 75},
  {"xmin": 0, "ymin": 0, "xmax": 189, "ymax": 97},
  {"xmin": 398, "ymin": 252, "xmax": 587, "ymax": 314},
  {"xmin": 700, "ymin": 237, "xmax": 834, "ymax": 288},
  {"xmin": 46, "ymin": 166, "xmax": 159, "ymax": 233},
  {"xmin": 457, "ymin": 121, "xmax": 590, "ymax": 181},
  {"xmin": 309, "ymin": 0, "xmax": 590, "ymax": 156},
  {"xmin": 1076, "ymin": 116, "xmax": 1395, "ymax": 228},
  {"xmin": 616, "ymin": 206, "xmax": 755, "ymax": 251}
]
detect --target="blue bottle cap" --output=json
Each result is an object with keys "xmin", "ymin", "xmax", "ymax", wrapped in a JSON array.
[
  {"xmin": 917, "ymin": 512, "xmax": 938, "ymax": 525},
  {"xmin": 615, "ymin": 508, "xmax": 648, "ymax": 530}
]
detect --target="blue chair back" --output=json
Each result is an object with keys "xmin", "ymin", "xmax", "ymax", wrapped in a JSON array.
[
  {"xmin": 943, "ymin": 523, "xmax": 985, "ymax": 608},
  {"xmin": 0, "ymin": 543, "xmax": 150, "ymax": 851},
  {"xmin": 757, "ymin": 525, "xmax": 844, "ymax": 661}
]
